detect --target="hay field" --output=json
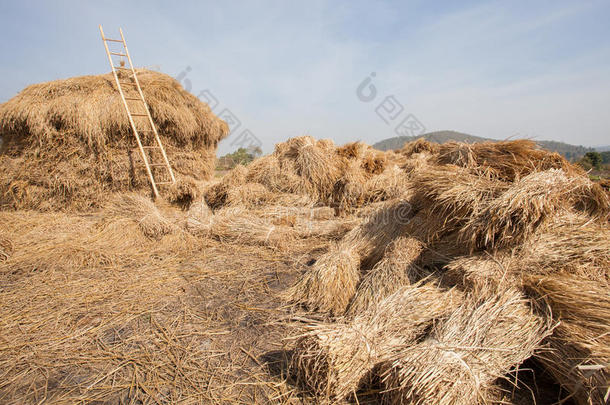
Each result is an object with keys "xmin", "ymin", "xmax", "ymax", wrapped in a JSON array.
[{"xmin": 1, "ymin": 74, "xmax": 609, "ymax": 404}]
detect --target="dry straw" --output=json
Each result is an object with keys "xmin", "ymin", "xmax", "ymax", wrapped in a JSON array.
[
  {"xmin": 525, "ymin": 274, "xmax": 610, "ymax": 405},
  {"xmin": 345, "ymin": 236, "xmax": 425, "ymax": 316},
  {"xmin": 0, "ymin": 70, "xmax": 228, "ymax": 211},
  {"xmin": 291, "ymin": 282, "xmax": 461, "ymax": 402},
  {"xmin": 287, "ymin": 198, "xmax": 417, "ymax": 315},
  {"xmin": 381, "ymin": 289, "xmax": 554, "ymax": 405}
]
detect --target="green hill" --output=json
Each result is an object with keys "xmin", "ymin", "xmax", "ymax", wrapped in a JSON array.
[{"xmin": 373, "ymin": 130, "xmax": 595, "ymax": 161}]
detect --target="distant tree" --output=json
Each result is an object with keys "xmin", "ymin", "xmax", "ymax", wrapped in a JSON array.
[{"xmin": 584, "ymin": 152, "xmax": 602, "ymax": 170}]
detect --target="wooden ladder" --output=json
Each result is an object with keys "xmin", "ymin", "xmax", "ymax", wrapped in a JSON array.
[{"xmin": 99, "ymin": 25, "xmax": 175, "ymax": 198}]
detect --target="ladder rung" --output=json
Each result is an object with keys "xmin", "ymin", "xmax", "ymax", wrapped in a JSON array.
[
  {"xmin": 141, "ymin": 146, "xmax": 158, "ymax": 149},
  {"xmin": 119, "ymin": 82, "xmax": 137, "ymax": 86},
  {"xmin": 114, "ymin": 66, "xmax": 131, "ymax": 70},
  {"xmin": 131, "ymin": 113, "xmax": 148, "ymax": 116},
  {"xmin": 124, "ymin": 97, "xmax": 141, "ymax": 101},
  {"xmin": 110, "ymin": 52, "xmax": 127, "ymax": 57},
  {"xmin": 156, "ymin": 182, "xmax": 173, "ymax": 185},
  {"xmin": 104, "ymin": 38, "xmax": 123, "ymax": 43}
]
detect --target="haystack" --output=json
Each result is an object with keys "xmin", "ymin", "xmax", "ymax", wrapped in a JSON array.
[{"xmin": 0, "ymin": 69, "xmax": 228, "ymax": 211}]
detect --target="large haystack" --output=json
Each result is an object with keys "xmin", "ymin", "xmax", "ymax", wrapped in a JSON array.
[{"xmin": 0, "ymin": 70, "xmax": 228, "ymax": 211}]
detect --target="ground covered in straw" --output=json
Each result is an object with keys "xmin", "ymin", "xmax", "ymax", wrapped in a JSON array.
[{"xmin": 1, "ymin": 137, "xmax": 609, "ymax": 404}]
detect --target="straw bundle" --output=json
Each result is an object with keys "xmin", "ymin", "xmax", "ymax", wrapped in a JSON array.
[
  {"xmin": 398, "ymin": 138, "xmax": 439, "ymax": 158},
  {"xmin": 291, "ymin": 282, "xmax": 460, "ymax": 402},
  {"xmin": 284, "ymin": 136, "xmax": 341, "ymax": 203},
  {"xmin": 105, "ymin": 193, "xmax": 177, "ymax": 239},
  {"xmin": 435, "ymin": 140, "xmax": 578, "ymax": 181},
  {"xmin": 193, "ymin": 207, "xmax": 297, "ymax": 249},
  {"xmin": 0, "ymin": 70, "xmax": 228, "ymax": 211},
  {"xmin": 362, "ymin": 165, "xmax": 410, "ymax": 204},
  {"xmin": 287, "ymin": 198, "xmax": 417, "ymax": 314},
  {"xmin": 525, "ymin": 274, "xmax": 610, "ymax": 405},
  {"xmin": 518, "ymin": 211, "xmax": 610, "ymax": 281},
  {"xmin": 459, "ymin": 169, "xmax": 577, "ymax": 250},
  {"xmin": 345, "ymin": 236, "xmax": 425, "ymax": 316},
  {"xmin": 412, "ymin": 165, "xmax": 507, "ymax": 232},
  {"xmin": 381, "ymin": 289, "xmax": 553, "ymax": 405},
  {"xmin": 184, "ymin": 197, "xmax": 213, "ymax": 234},
  {"xmin": 204, "ymin": 164, "xmax": 248, "ymax": 209}
]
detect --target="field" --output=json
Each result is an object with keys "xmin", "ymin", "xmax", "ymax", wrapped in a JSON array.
[{"xmin": 1, "ymin": 71, "xmax": 608, "ymax": 404}]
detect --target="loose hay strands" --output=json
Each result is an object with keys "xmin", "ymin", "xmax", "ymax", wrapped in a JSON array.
[
  {"xmin": 287, "ymin": 198, "xmax": 417, "ymax": 315},
  {"xmin": 524, "ymin": 274, "xmax": 610, "ymax": 405},
  {"xmin": 291, "ymin": 282, "xmax": 461, "ymax": 402},
  {"xmin": 381, "ymin": 289, "xmax": 554, "ymax": 405},
  {"xmin": 0, "ymin": 70, "xmax": 228, "ymax": 211},
  {"xmin": 345, "ymin": 236, "xmax": 425, "ymax": 316}
]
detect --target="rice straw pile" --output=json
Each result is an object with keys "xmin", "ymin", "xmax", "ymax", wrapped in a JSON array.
[
  {"xmin": 286, "ymin": 137, "xmax": 609, "ymax": 404},
  {"xmin": 0, "ymin": 70, "xmax": 228, "ymax": 211}
]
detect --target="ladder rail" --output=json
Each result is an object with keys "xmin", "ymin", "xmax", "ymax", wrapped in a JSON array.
[
  {"xmin": 99, "ymin": 25, "xmax": 160, "ymax": 198},
  {"xmin": 119, "ymin": 28, "xmax": 176, "ymax": 184}
]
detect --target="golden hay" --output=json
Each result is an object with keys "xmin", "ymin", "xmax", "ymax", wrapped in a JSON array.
[
  {"xmin": 381, "ymin": 289, "xmax": 554, "ymax": 405},
  {"xmin": 0, "ymin": 70, "xmax": 228, "ymax": 211},
  {"xmin": 524, "ymin": 274, "xmax": 610, "ymax": 405},
  {"xmin": 287, "ymin": 198, "xmax": 417, "ymax": 315},
  {"xmin": 345, "ymin": 236, "xmax": 425, "ymax": 316},
  {"xmin": 291, "ymin": 282, "xmax": 461, "ymax": 402}
]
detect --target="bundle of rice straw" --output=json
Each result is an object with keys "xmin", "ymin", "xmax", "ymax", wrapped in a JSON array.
[
  {"xmin": 0, "ymin": 70, "xmax": 228, "ymax": 211},
  {"xmin": 345, "ymin": 236, "xmax": 425, "ymax": 316},
  {"xmin": 459, "ymin": 169, "xmax": 578, "ymax": 250},
  {"xmin": 194, "ymin": 207, "xmax": 296, "ymax": 249},
  {"xmin": 283, "ymin": 136, "xmax": 341, "ymax": 203},
  {"xmin": 291, "ymin": 282, "xmax": 461, "ymax": 402},
  {"xmin": 166, "ymin": 176, "xmax": 201, "ymax": 208},
  {"xmin": 105, "ymin": 193, "xmax": 177, "ymax": 239},
  {"xmin": 524, "ymin": 274, "xmax": 610, "ymax": 405},
  {"xmin": 518, "ymin": 211, "xmax": 610, "ymax": 282},
  {"xmin": 381, "ymin": 289, "xmax": 554, "ymax": 405},
  {"xmin": 435, "ymin": 140, "xmax": 579, "ymax": 181},
  {"xmin": 184, "ymin": 197, "xmax": 213, "ymax": 234},
  {"xmin": 412, "ymin": 165, "xmax": 508, "ymax": 238},
  {"xmin": 398, "ymin": 138, "xmax": 439, "ymax": 158},
  {"xmin": 362, "ymin": 165, "xmax": 410, "ymax": 205},
  {"xmin": 287, "ymin": 198, "xmax": 417, "ymax": 314},
  {"xmin": 204, "ymin": 164, "xmax": 248, "ymax": 209}
]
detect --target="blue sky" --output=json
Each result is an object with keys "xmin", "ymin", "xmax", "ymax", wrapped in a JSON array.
[{"xmin": 1, "ymin": 0, "xmax": 609, "ymax": 153}]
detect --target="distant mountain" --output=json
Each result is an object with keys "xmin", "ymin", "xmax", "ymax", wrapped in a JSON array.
[{"xmin": 372, "ymin": 130, "xmax": 595, "ymax": 161}]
